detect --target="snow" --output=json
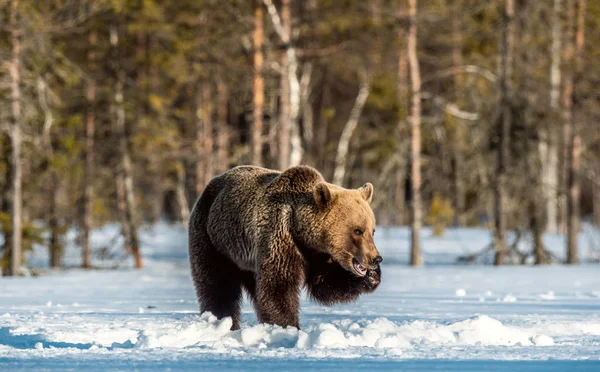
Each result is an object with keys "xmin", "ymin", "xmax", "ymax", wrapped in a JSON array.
[
  {"xmin": 455, "ymin": 288, "xmax": 467, "ymax": 297},
  {"xmin": 1, "ymin": 223, "xmax": 600, "ymax": 371}
]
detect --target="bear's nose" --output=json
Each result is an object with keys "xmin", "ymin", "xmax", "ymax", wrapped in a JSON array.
[{"xmin": 372, "ymin": 255, "xmax": 383, "ymax": 266}]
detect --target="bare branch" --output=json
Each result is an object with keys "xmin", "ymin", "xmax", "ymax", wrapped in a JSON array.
[
  {"xmin": 262, "ymin": 0, "xmax": 288, "ymax": 43},
  {"xmin": 372, "ymin": 153, "xmax": 401, "ymax": 210},
  {"xmin": 423, "ymin": 65, "xmax": 498, "ymax": 84},
  {"xmin": 422, "ymin": 91, "xmax": 480, "ymax": 120},
  {"xmin": 333, "ymin": 69, "xmax": 372, "ymax": 185},
  {"xmin": 296, "ymin": 41, "xmax": 351, "ymax": 57},
  {"xmin": 36, "ymin": 77, "xmax": 53, "ymax": 146},
  {"xmin": 300, "ymin": 62, "xmax": 313, "ymax": 103}
]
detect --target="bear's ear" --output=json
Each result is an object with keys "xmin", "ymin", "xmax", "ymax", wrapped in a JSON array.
[
  {"xmin": 314, "ymin": 183, "xmax": 333, "ymax": 207},
  {"xmin": 359, "ymin": 183, "xmax": 374, "ymax": 204}
]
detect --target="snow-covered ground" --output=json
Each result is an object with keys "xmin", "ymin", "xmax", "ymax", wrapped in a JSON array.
[{"xmin": 1, "ymin": 224, "xmax": 599, "ymax": 371}]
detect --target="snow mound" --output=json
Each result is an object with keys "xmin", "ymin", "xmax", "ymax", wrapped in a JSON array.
[
  {"xmin": 455, "ymin": 289, "xmax": 467, "ymax": 297},
  {"xmin": 501, "ymin": 294, "xmax": 517, "ymax": 302},
  {"xmin": 447, "ymin": 315, "xmax": 550, "ymax": 346},
  {"xmin": 136, "ymin": 312, "xmax": 234, "ymax": 348},
  {"xmin": 133, "ymin": 313, "xmax": 553, "ymax": 351},
  {"xmin": 539, "ymin": 291, "xmax": 556, "ymax": 300}
]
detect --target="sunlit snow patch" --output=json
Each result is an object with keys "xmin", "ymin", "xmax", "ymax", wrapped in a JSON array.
[{"xmin": 132, "ymin": 313, "xmax": 553, "ymax": 351}]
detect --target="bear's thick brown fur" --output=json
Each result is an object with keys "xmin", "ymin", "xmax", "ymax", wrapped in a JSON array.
[{"xmin": 188, "ymin": 165, "xmax": 382, "ymax": 330}]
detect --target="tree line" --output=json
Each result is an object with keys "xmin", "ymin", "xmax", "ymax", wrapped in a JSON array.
[{"xmin": 1, "ymin": 0, "xmax": 599, "ymax": 275}]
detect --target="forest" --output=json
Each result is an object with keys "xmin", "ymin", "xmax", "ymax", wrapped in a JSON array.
[{"xmin": 0, "ymin": 0, "xmax": 599, "ymax": 275}]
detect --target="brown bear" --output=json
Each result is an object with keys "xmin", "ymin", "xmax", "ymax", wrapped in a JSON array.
[{"xmin": 188, "ymin": 165, "xmax": 382, "ymax": 330}]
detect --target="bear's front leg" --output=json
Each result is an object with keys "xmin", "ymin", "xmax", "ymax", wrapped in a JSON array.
[{"xmin": 255, "ymin": 236, "xmax": 305, "ymax": 329}]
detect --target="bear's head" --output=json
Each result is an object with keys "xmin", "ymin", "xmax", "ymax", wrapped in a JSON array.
[{"xmin": 309, "ymin": 182, "xmax": 382, "ymax": 277}]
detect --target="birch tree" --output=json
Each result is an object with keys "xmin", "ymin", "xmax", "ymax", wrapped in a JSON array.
[
  {"xmin": 408, "ymin": 0, "xmax": 423, "ymax": 266},
  {"xmin": 81, "ymin": 29, "xmax": 96, "ymax": 268},
  {"xmin": 7, "ymin": 0, "xmax": 23, "ymax": 276},
  {"xmin": 493, "ymin": 0, "xmax": 514, "ymax": 266},
  {"xmin": 566, "ymin": 0, "xmax": 586, "ymax": 264},
  {"xmin": 263, "ymin": 0, "xmax": 303, "ymax": 168},
  {"xmin": 332, "ymin": 71, "xmax": 371, "ymax": 186},
  {"xmin": 544, "ymin": 0, "xmax": 563, "ymax": 233}
]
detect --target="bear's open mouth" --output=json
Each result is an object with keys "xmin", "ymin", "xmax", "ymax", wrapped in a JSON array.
[{"xmin": 352, "ymin": 258, "xmax": 368, "ymax": 277}]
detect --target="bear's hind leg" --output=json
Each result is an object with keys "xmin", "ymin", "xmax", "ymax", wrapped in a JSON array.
[
  {"xmin": 191, "ymin": 244, "xmax": 244, "ymax": 330},
  {"xmin": 188, "ymin": 181, "xmax": 244, "ymax": 331}
]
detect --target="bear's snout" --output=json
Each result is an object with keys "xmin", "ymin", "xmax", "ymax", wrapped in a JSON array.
[
  {"xmin": 357, "ymin": 244, "xmax": 381, "ymax": 270},
  {"xmin": 371, "ymin": 255, "xmax": 383, "ymax": 268}
]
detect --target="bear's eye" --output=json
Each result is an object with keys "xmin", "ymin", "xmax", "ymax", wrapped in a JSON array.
[{"xmin": 354, "ymin": 229, "xmax": 363, "ymax": 236}]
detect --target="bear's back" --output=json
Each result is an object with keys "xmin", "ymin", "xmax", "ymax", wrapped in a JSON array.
[
  {"xmin": 220, "ymin": 165, "xmax": 323, "ymax": 198},
  {"xmin": 205, "ymin": 165, "xmax": 324, "ymax": 271}
]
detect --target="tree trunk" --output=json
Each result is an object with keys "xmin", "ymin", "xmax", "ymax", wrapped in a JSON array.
[
  {"xmin": 559, "ymin": 109, "xmax": 570, "ymax": 235},
  {"xmin": 147, "ymin": 36, "xmax": 163, "ymax": 223},
  {"xmin": 136, "ymin": 30, "xmax": 147, "ymax": 114},
  {"xmin": 314, "ymin": 70, "xmax": 330, "ymax": 172},
  {"xmin": 1, "ymin": 135, "xmax": 12, "ymax": 271},
  {"xmin": 111, "ymin": 23, "xmax": 142, "ymax": 269},
  {"xmin": 0, "ymin": 137, "xmax": 13, "ymax": 276},
  {"xmin": 278, "ymin": 0, "xmax": 292, "ymax": 170},
  {"xmin": 217, "ymin": 78, "xmax": 229, "ymax": 174},
  {"xmin": 8, "ymin": 0, "xmax": 23, "ymax": 276},
  {"xmin": 39, "ymin": 66, "xmax": 61, "ymax": 269},
  {"xmin": 566, "ymin": 132, "xmax": 581, "ymax": 265},
  {"xmin": 187, "ymin": 85, "xmax": 201, "ymax": 203},
  {"xmin": 560, "ymin": 0, "xmax": 576, "ymax": 235},
  {"xmin": 531, "ymin": 199, "xmax": 548, "ymax": 264},
  {"xmin": 561, "ymin": 0, "xmax": 575, "ymax": 253},
  {"xmin": 176, "ymin": 164, "xmax": 190, "ymax": 223},
  {"xmin": 332, "ymin": 72, "xmax": 370, "ymax": 186},
  {"xmin": 493, "ymin": 0, "xmax": 514, "ymax": 266},
  {"xmin": 545, "ymin": 0, "xmax": 562, "ymax": 233},
  {"xmin": 252, "ymin": 0, "xmax": 265, "ymax": 166},
  {"xmin": 394, "ymin": 157, "xmax": 407, "ymax": 226},
  {"xmin": 566, "ymin": 0, "xmax": 585, "ymax": 265},
  {"xmin": 267, "ymin": 92, "xmax": 278, "ymax": 167},
  {"xmin": 279, "ymin": 37, "xmax": 291, "ymax": 170},
  {"xmin": 283, "ymin": 0, "xmax": 302, "ymax": 167},
  {"xmin": 452, "ymin": 2, "xmax": 467, "ymax": 227},
  {"xmin": 115, "ymin": 172, "xmax": 130, "ymax": 243},
  {"xmin": 477, "ymin": 155, "xmax": 495, "ymax": 229},
  {"xmin": 396, "ymin": 22, "xmax": 408, "ymax": 228},
  {"xmin": 202, "ymin": 81, "xmax": 214, "ymax": 185},
  {"xmin": 408, "ymin": 0, "xmax": 423, "ymax": 267},
  {"xmin": 300, "ymin": 63, "xmax": 314, "ymax": 167},
  {"xmin": 453, "ymin": 137, "xmax": 466, "ymax": 227},
  {"xmin": 289, "ymin": 102, "xmax": 303, "ymax": 166},
  {"xmin": 149, "ymin": 169, "xmax": 163, "ymax": 224},
  {"xmin": 49, "ymin": 175, "xmax": 62, "ymax": 268},
  {"xmin": 369, "ymin": 0, "xmax": 383, "ymax": 44},
  {"xmin": 81, "ymin": 29, "xmax": 96, "ymax": 269},
  {"xmin": 264, "ymin": 0, "xmax": 303, "ymax": 168}
]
